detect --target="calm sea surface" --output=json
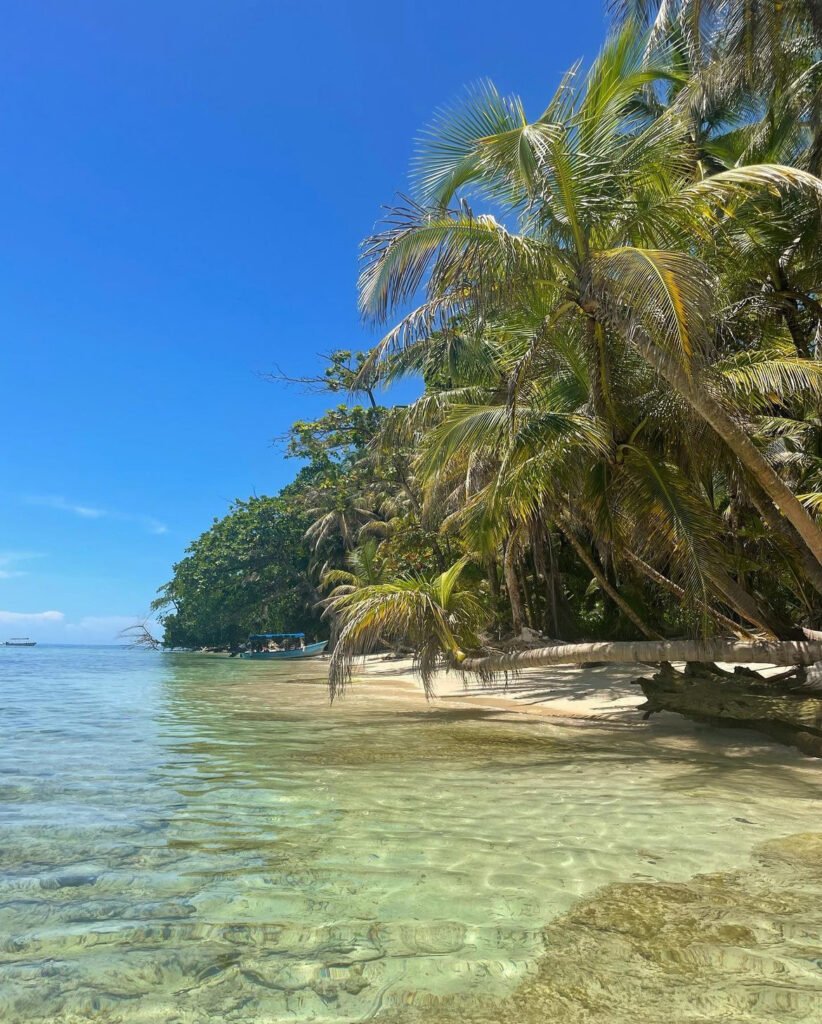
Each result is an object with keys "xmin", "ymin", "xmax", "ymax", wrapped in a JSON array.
[{"xmin": 2, "ymin": 645, "xmax": 822, "ymax": 1023}]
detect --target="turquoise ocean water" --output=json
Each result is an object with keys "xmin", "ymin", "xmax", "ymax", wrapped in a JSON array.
[{"xmin": 2, "ymin": 645, "xmax": 821, "ymax": 1022}]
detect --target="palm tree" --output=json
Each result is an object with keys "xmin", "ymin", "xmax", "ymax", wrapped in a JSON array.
[
  {"xmin": 407, "ymin": 315, "xmax": 812, "ymax": 636},
  {"xmin": 319, "ymin": 539, "xmax": 388, "ymax": 602},
  {"xmin": 609, "ymin": 0, "xmax": 822, "ymax": 73},
  {"xmin": 303, "ymin": 484, "xmax": 380, "ymax": 570},
  {"xmin": 611, "ymin": 1, "xmax": 822, "ymax": 180},
  {"xmin": 326, "ymin": 558, "xmax": 488, "ymax": 699},
  {"xmin": 357, "ymin": 23, "xmax": 822, "ymax": 581}
]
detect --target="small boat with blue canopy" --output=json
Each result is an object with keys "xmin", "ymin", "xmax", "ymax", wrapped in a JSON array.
[{"xmin": 240, "ymin": 633, "xmax": 328, "ymax": 660}]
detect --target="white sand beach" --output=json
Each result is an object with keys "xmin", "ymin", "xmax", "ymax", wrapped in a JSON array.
[
  {"xmin": 340, "ymin": 654, "xmax": 808, "ymax": 762},
  {"xmin": 352, "ymin": 654, "xmax": 652, "ymax": 722}
]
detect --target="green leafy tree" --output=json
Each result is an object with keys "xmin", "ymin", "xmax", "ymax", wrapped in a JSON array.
[{"xmin": 153, "ymin": 496, "xmax": 320, "ymax": 649}]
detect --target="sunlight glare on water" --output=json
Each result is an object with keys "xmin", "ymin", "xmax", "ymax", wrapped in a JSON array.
[{"xmin": 1, "ymin": 646, "xmax": 821, "ymax": 1022}]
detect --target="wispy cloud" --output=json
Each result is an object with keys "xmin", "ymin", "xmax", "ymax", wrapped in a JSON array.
[
  {"xmin": 27, "ymin": 495, "xmax": 106, "ymax": 518},
  {"xmin": 24, "ymin": 496, "xmax": 168, "ymax": 536},
  {"xmin": 0, "ymin": 551, "xmax": 44, "ymax": 580},
  {"xmin": 0, "ymin": 610, "xmax": 162, "ymax": 643},
  {"xmin": 0, "ymin": 609, "xmax": 64, "ymax": 625},
  {"xmin": 66, "ymin": 614, "xmax": 151, "ymax": 635}
]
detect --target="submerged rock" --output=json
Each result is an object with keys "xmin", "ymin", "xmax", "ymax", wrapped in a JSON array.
[
  {"xmin": 39, "ymin": 873, "xmax": 98, "ymax": 890},
  {"xmin": 755, "ymin": 832, "xmax": 822, "ymax": 876}
]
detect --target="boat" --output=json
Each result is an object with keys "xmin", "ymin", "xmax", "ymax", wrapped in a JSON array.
[
  {"xmin": 239, "ymin": 633, "xmax": 328, "ymax": 660},
  {"xmin": 4, "ymin": 637, "xmax": 36, "ymax": 647}
]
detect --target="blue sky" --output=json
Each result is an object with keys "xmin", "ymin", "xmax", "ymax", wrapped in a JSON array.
[{"xmin": 0, "ymin": 0, "xmax": 607, "ymax": 643}]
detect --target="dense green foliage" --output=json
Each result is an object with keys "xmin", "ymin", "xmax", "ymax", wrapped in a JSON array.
[
  {"xmin": 154, "ymin": 353, "xmax": 445, "ymax": 648},
  {"xmin": 158, "ymin": 4, "xmax": 822, "ymax": 664},
  {"xmin": 153, "ymin": 494, "xmax": 318, "ymax": 649}
]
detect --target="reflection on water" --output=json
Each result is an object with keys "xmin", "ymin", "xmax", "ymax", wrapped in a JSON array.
[{"xmin": 1, "ymin": 646, "xmax": 821, "ymax": 1022}]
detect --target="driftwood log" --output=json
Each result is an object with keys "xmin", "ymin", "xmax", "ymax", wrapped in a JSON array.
[{"xmin": 637, "ymin": 661, "xmax": 822, "ymax": 757}]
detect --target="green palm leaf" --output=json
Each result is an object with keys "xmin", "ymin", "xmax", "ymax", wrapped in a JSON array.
[
  {"xmin": 591, "ymin": 246, "xmax": 714, "ymax": 368},
  {"xmin": 327, "ymin": 560, "xmax": 487, "ymax": 698}
]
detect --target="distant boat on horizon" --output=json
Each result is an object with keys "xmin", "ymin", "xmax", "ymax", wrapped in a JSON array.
[{"xmin": 4, "ymin": 637, "xmax": 36, "ymax": 647}]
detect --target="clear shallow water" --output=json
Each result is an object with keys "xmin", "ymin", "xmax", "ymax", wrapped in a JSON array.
[{"xmin": 1, "ymin": 646, "xmax": 821, "ymax": 1023}]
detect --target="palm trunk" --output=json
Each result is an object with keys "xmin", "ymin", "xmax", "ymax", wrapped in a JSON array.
[
  {"xmin": 460, "ymin": 638, "xmax": 822, "ymax": 674},
  {"xmin": 485, "ymin": 555, "xmax": 500, "ymax": 618},
  {"xmin": 561, "ymin": 525, "xmax": 661, "ymax": 640},
  {"xmin": 520, "ymin": 561, "xmax": 538, "ymax": 629},
  {"xmin": 704, "ymin": 565, "xmax": 790, "ymax": 638},
  {"xmin": 546, "ymin": 534, "xmax": 561, "ymax": 635},
  {"xmin": 749, "ymin": 488, "xmax": 822, "ymax": 598},
  {"xmin": 636, "ymin": 339, "xmax": 822, "ymax": 571},
  {"xmin": 625, "ymin": 552, "xmax": 755, "ymax": 639},
  {"xmin": 772, "ymin": 267, "xmax": 814, "ymax": 358},
  {"xmin": 503, "ymin": 537, "xmax": 525, "ymax": 633},
  {"xmin": 586, "ymin": 318, "xmax": 618, "ymax": 428},
  {"xmin": 533, "ymin": 527, "xmax": 560, "ymax": 635}
]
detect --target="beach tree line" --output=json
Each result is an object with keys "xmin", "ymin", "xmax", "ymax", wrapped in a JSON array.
[
  {"xmin": 156, "ymin": 2, "xmax": 822, "ymax": 698},
  {"xmin": 153, "ymin": 354, "xmax": 445, "ymax": 649}
]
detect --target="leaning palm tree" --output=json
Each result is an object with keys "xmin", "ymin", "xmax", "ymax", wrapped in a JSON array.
[
  {"xmin": 459, "ymin": 636, "xmax": 822, "ymax": 675},
  {"xmin": 326, "ymin": 557, "xmax": 488, "ymax": 699},
  {"xmin": 413, "ymin": 341, "xmax": 801, "ymax": 637},
  {"xmin": 357, "ymin": 22, "xmax": 822, "ymax": 581}
]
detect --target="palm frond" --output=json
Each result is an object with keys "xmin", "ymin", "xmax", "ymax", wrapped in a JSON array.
[
  {"xmin": 359, "ymin": 203, "xmax": 548, "ymax": 322},
  {"xmin": 711, "ymin": 349, "xmax": 822, "ymax": 410},
  {"xmin": 677, "ymin": 163, "xmax": 822, "ymax": 218},
  {"xmin": 413, "ymin": 81, "xmax": 526, "ymax": 206},
  {"xmin": 591, "ymin": 246, "xmax": 714, "ymax": 369},
  {"xmin": 327, "ymin": 561, "xmax": 487, "ymax": 699}
]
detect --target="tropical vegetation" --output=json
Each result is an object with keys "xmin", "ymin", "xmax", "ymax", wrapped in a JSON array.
[{"xmin": 156, "ymin": 1, "xmax": 822, "ymax": 692}]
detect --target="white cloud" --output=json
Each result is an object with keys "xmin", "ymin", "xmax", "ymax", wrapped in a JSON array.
[
  {"xmin": 24, "ymin": 496, "xmax": 168, "ymax": 536},
  {"xmin": 27, "ymin": 495, "xmax": 107, "ymax": 518},
  {"xmin": 0, "ymin": 609, "xmax": 65, "ymax": 624},
  {"xmin": 0, "ymin": 551, "xmax": 45, "ymax": 581},
  {"xmin": 0, "ymin": 550, "xmax": 44, "ymax": 565},
  {"xmin": 64, "ymin": 615, "xmax": 164, "ymax": 644},
  {"xmin": 65, "ymin": 615, "xmax": 141, "ymax": 635},
  {"xmin": 0, "ymin": 610, "xmax": 162, "ymax": 644}
]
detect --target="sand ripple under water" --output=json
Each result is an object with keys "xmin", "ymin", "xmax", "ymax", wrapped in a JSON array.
[{"xmin": 1, "ymin": 646, "xmax": 821, "ymax": 1022}]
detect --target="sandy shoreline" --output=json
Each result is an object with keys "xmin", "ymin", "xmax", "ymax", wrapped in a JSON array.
[
  {"xmin": 199, "ymin": 647, "xmax": 809, "ymax": 758},
  {"xmin": 352, "ymin": 654, "xmax": 653, "ymax": 723},
  {"xmin": 342, "ymin": 654, "xmax": 813, "ymax": 761}
]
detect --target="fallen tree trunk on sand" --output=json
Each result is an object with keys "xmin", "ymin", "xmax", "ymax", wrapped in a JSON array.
[
  {"xmin": 459, "ymin": 639, "xmax": 822, "ymax": 674},
  {"xmin": 459, "ymin": 639, "xmax": 822, "ymax": 757},
  {"xmin": 638, "ymin": 662, "xmax": 822, "ymax": 757}
]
